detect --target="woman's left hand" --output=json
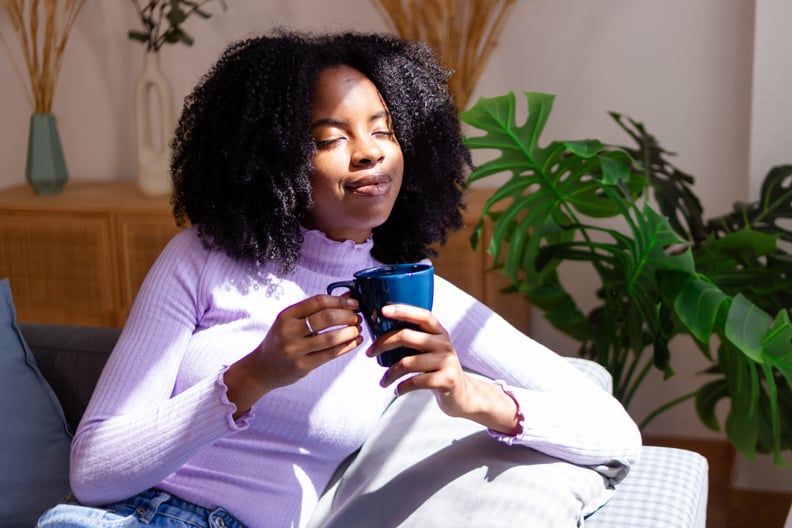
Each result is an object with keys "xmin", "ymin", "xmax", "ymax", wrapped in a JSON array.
[{"xmin": 367, "ymin": 304, "xmax": 521, "ymax": 435}]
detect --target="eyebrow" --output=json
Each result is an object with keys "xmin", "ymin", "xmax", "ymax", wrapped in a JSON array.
[{"xmin": 310, "ymin": 110, "xmax": 391, "ymax": 130}]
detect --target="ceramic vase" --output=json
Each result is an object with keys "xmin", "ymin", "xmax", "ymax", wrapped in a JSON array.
[
  {"xmin": 135, "ymin": 51, "xmax": 175, "ymax": 196},
  {"xmin": 26, "ymin": 113, "xmax": 68, "ymax": 195}
]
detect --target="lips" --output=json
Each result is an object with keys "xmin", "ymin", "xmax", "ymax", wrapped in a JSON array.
[{"xmin": 344, "ymin": 174, "xmax": 392, "ymax": 197}]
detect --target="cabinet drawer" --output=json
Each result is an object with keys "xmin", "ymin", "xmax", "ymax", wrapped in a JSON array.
[{"xmin": 0, "ymin": 212, "xmax": 118, "ymax": 325}]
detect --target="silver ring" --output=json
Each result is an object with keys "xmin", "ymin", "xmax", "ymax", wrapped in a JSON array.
[{"xmin": 305, "ymin": 317, "xmax": 317, "ymax": 336}]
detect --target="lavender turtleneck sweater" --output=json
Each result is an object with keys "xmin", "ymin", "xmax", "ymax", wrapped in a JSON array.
[{"xmin": 69, "ymin": 226, "xmax": 640, "ymax": 528}]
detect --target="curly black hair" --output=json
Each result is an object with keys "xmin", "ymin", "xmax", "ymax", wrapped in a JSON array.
[{"xmin": 171, "ymin": 29, "xmax": 472, "ymax": 271}]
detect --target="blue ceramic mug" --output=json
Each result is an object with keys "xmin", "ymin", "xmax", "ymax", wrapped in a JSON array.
[{"xmin": 327, "ymin": 263, "xmax": 434, "ymax": 367}]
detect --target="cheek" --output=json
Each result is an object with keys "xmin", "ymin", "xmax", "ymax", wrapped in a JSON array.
[
  {"xmin": 310, "ymin": 173, "xmax": 340, "ymax": 200},
  {"xmin": 309, "ymin": 158, "xmax": 337, "ymax": 193}
]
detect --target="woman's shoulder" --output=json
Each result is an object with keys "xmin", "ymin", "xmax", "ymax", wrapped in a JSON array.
[
  {"xmin": 157, "ymin": 225, "xmax": 267, "ymax": 280},
  {"xmin": 160, "ymin": 226, "xmax": 229, "ymax": 262},
  {"xmin": 152, "ymin": 225, "xmax": 230, "ymax": 278},
  {"xmin": 164, "ymin": 225, "xmax": 203, "ymax": 251}
]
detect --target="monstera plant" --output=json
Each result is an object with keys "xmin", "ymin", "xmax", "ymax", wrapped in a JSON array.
[{"xmin": 460, "ymin": 91, "xmax": 792, "ymax": 464}]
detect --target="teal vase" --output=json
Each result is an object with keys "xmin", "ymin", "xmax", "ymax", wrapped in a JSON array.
[{"xmin": 25, "ymin": 113, "xmax": 68, "ymax": 195}]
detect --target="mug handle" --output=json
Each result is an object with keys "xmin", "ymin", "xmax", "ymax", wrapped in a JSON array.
[{"xmin": 327, "ymin": 280, "xmax": 355, "ymax": 296}]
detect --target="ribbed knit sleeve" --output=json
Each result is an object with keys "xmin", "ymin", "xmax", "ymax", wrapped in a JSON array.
[
  {"xmin": 70, "ymin": 229, "xmax": 250, "ymax": 504},
  {"xmin": 432, "ymin": 276, "xmax": 642, "ymax": 469}
]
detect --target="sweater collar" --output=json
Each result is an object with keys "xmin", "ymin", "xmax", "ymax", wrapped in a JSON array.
[{"xmin": 298, "ymin": 226, "xmax": 379, "ymax": 276}]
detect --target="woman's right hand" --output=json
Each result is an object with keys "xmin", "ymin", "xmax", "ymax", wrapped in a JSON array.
[{"xmin": 224, "ymin": 294, "xmax": 362, "ymax": 418}]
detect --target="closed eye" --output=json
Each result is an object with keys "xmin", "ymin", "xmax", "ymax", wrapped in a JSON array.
[{"xmin": 315, "ymin": 137, "xmax": 344, "ymax": 148}]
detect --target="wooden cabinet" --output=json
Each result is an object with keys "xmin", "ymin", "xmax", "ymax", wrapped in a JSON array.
[
  {"xmin": 0, "ymin": 181, "xmax": 180, "ymax": 326},
  {"xmin": 0, "ymin": 182, "xmax": 529, "ymax": 333}
]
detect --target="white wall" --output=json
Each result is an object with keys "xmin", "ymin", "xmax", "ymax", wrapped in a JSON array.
[
  {"xmin": 749, "ymin": 0, "xmax": 792, "ymax": 199},
  {"xmin": 2, "ymin": 0, "xmax": 787, "ymax": 488},
  {"xmin": 735, "ymin": 0, "xmax": 792, "ymax": 493}
]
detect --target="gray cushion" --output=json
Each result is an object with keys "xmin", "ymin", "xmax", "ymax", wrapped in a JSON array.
[
  {"xmin": 0, "ymin": 279, "xmax": 71, "ymax": 526},
  {"xmin": 309, "ymin": 382, "xmax": 613, "ymax": 528},
  {"xmin": 21, "ymin": 322, "xmax": 119, "ymax": 432}
]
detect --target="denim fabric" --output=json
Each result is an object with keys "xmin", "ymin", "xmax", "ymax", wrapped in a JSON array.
[{"xmin": 37, "ymin": 489, "xmax": 247, "ymax": 528}]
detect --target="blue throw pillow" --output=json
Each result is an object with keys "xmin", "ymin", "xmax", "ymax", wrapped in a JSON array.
[{"xmin": 0, "ymin": 278, "xmax": 71, "ymax": 526}]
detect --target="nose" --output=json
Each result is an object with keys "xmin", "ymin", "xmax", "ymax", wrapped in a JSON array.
[{"xmin": 351, "ymin": 137, "xmax": 384, "ymax": 167}]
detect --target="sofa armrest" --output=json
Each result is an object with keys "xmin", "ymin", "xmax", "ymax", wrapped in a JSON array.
[
  {"xmin": 585, "ymin": 445, "xmax": 708, "ymax": 527},
  {"xmin": 563, "ymin": 358, "xmax": 709, "ymax": 527}
]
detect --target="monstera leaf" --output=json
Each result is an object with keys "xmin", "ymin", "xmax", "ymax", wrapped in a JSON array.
[
  {"xmin": 708, "ymin": 164, "xmax": 792, "ymax": 242},
  {"xmin": 461, "ymin": 92, "xmax": 792, "ymax": 464}
]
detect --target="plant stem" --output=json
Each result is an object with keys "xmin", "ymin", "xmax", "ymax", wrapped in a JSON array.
[
  {"xmin": 131, "ymin": 1, "xmax": 153, "ymax": 50},
  {"xmin": 639, "ymin": 390, "xmax": 697, "ymax": 430},
  {"xmin": 611, "ymin": 345, "xmax": 628, "ymax": 401},
  {"xmin": 153, "ymin": 1, "xmax": 166, "ymax": 51},
  {"xmin": 623, "ymin": 357, "xmax": 654, "ymax": 409},
  {"xmin": 617, "ymin": 350, "xmax": 640, "ymax": 403}
]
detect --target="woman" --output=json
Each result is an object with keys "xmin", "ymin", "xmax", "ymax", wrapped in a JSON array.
[{"xmin": 39, "ymin": 30, "xmax": 640, "ymax": 528}]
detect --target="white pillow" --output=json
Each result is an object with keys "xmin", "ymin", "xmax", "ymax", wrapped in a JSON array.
[{"xmin": 309, "ymin": 382, "xmax": 613, "ymax": 528}]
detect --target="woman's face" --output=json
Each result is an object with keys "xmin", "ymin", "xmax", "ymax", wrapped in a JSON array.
[{"xmin": 304, "ymin": 65, "xmax": 404, "ymax": 243}]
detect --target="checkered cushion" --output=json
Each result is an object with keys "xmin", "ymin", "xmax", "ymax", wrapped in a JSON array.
[
  {"xmin": 553, "ymin": 358, "xmax": 709, "ymax": 527},
  {"xmin": 585, "ymin": 446, "xmax": 708, "ymax": 528}
]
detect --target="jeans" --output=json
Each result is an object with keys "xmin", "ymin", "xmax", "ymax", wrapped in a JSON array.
[{"xmin": 37, "ymin": 489, "xmax": 248, "ymax": 528}]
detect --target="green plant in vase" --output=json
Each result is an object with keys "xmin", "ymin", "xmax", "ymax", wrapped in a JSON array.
[
  {"xmin": 126, "ymin": 0, "xmax": 228, "ymax": 196},
  {"xmin": 128, "ymin": 0, "xmax": 228, "ymax": 51},
  {"xmin": 460, "ymin": 91, "xmax": 792, "ymax": 464}
]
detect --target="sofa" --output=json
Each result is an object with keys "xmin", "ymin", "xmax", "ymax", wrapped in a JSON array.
[{"xmin": 1, "ymin": 281, "xmax": 709, "ymax": 527}]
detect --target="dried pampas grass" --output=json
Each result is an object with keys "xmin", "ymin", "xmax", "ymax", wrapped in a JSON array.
[
  {"xmin": 371, "ymin": 0, "xmax": 516, "ymax": 111},
  {"xmin": 1, "ymin": 0, "xmax": 87, "ymax": 113}
]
